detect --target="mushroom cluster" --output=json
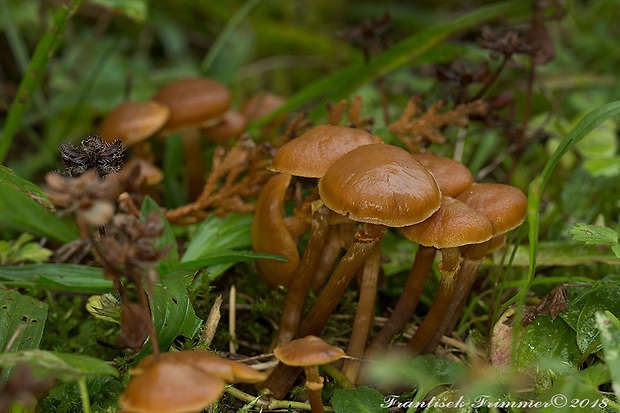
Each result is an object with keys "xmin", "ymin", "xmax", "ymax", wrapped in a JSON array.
[{"xmin": 251, "ymin": 110, "xmax": 527, "ymax": 397}]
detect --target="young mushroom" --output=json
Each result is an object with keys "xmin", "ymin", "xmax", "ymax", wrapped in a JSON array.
[
  {"xmin": 273, "ymin": 335, "xmax": 345, "ymax": 413},
  {"xmin": 152, "ymin": 77, "xmax": 231, "ymax": 200}
]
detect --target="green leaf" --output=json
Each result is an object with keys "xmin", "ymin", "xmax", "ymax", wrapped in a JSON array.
[
  {"xmin": 595, "ymin": 311, "xmax": 620, "ymax": 399},
  {"xmin": 368, "ymin": 354, "xmax": 464, "ymax": 407},
  {"xmin": 612, "ymin": 244, "xmax": 620, "ymax": 259},
  {"xmin": 177, "ymin": 250, "xmax": 286, "ymax": 269},
  {"xmin": 331, "ymin": 386, "xmax": 387, "ymax": 413},
  {"xmin": 517, "ymin": 316, "xmax": 581, "ymax": 368},
  {"xmin": 0, "ymin": 183, "xmax": 79, "ymax": 243},
  {"xmin": 181, "ymin": 214, "xmax": 253, "ymax": 263},
  {"xmin": 140, "ymin": 196, "xmax": 179, "ymax": 275},
  {"xmin": 0, "ymin": 263, "xmax": 113, "ymax": 293},
  {"xmin": 569, "ymin": 223, "xmax": 618, "ymax": 246},
  {"xmin": 0, "ymin": 165, "xmax": 54, "ymax": 210},
  {"xmin": 507, "ymin": 241, "xmax": 620, "ymax": 267},
  {"xmin": 576, "ymin": 275, "xmax": 620, "ymax": 352},
  {"xmin": 88, "ymin": 0, "xmax": 147, "ymax": 22},
  {"xmin": 0, "ymin": 350, "xmax": 118, "ymax": 382},
  {"xmin": 0, "ymin": 289, "xmax": 48, "ymax": 384},
  {"xmin": 136, "ymin": 269, "xmax": 202, "ymax": 358},
  {"xmin": 0, "ymin": 233, "xmax": 52, "ymax": 266}
]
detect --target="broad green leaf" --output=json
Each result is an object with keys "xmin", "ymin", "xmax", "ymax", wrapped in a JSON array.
[
  {"xmin": 516, "ymin": 316, "xmax": 581, "ymax": 368},
  {"xmin": 331, "ymin": 386, "xmax": 387, "ymax": 413},
  {"xmin": 0, "ymin": 263, "xmax": 113, "ymax": 293},
  {"xmin": 613, "ymin": 244, "xmax": 620, "ymax": 259},
  {"xmin": 0, "ymin": 289, "xmax": 48, "ymax": 384},
  {"xmin": 0, "ymin": 350, "xmax": 118, "ymax": 382},
  {"xmin": 595, "ymin": 311, "xmax": 620, "ymax": 399},
  {"xmin": 0, "ymin": 165, "xmax": 54, "ymax": 210},
  {"xmin": 88, "ymin": 0, "xmax": 147, "ymax": 22},
  {"xmin": 0, "ymin": 233, "xmax": 52, "ymax": 266},
  {"xmin": 576, "ymin": 275, "xmax": 620, "ymax": 352},
  {"xmin": 181, "ymin": 214, "xmax": 253, "ymax": 263},
  {"xmin": 0, "ymin": 183, "xmax": 79, "ymax": 243},
  {"xmin": 569, "ymin": 223, "xmax": 618, "ymax": 246},
  {"xmin": 141, "ymin": 196, "xmax": 179, "ymax": 275},
  {"xmin": 177, "ymin": 250, "xmax": 286, "ymax": 269},
  {"xmin": 136, "ymin": 269, "xmax": 202, "ymax": 358}
]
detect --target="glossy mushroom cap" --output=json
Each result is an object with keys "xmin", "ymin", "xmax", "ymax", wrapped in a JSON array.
[
  {"xmin": 412, "ymin": 154, "xmax": 474, "ymax": 197},
  {"xmin": 401, "ymin": 196, "xmax": 493, "ymax": 249},
  {"xmin": 153, "ymin": 77, "xmax": 231, "ymax": 133},
  {"xmin": 269, "ymin": 125, "xmax": 380, "ymax": 178},
  {"xmin": 121, "ymin": 158, "xmax": 164, "ymax": 186},
  {"xmin": 137, "ymin": 350, "xmax": 267, "ymax": 384},
  {"xmin": 274, "ymin": 335, "xmax": 345, "ymax": 367},
  {"xmin": 251, "ymin": 173, "xmax": 300, "ymax": 289},
  {"xmin": 318, "ymin": 144, "xmax": 441, "ymax": 227},
  {"xmin": 118, "ymin": 361, "xmax": 225, "ymax": 413},
  {"xmin": 99, "ymin": 101, "xmax": 170, "ymax": 146},
  {"xmin": 456, "ymin": 183, "xmax": 527, "ymax": 235}
]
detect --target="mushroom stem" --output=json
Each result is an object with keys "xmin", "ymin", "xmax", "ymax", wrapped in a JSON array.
[
  {"xmin": 438, "ymin": 247, "xmax": 461, "ymax": 277},
  {"xmin": 406, "ymin": 272, "xmax": 457, "ymax": 355},
  {"xmin": 365, "ymin": 246, "xmax": 436, "ymax": 356},
  {"xmin": 297, "ymin": 223, "xmax": 387, "ymax": 338},
  {"xmin": 441, "ymin": 259, "xmax": 481, "ymax": 336},
  {"xmin": 304, "ymin": 365, "xmax": 325, "ymax": 413},
  {"xmin": 311, "ymin": 228, "xmax": 343, "ymax": 292},
  {"xmin": 341, "ymin": 243, "xmax": 381, "ymax": 384},
  {"xmin": 274, "ymin": 201, "xmax": 330, "ymax": 348},
  {"xmin": 181, "ymin": 128, "xmax": 205, "ymax": 201}
]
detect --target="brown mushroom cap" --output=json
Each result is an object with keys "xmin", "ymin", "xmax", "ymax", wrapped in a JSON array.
[
  {"xmin": 251, "ymin": 173, "xmax": 300, "ymax": 289},
  {"xmin": 456, "ymin": 183, "xmax": 527, "ymax": 235},
  {"xmin": 318, "ymin": 144, "xmax": 441, "ymax": 227},
  {"xmin": 121, "ymin": 157, "xmax": 164, "ymax": 186},
  {"xmin": 269, "ymin": 125, "xmax": 380, "ymax": 178},
  {"xmin": 401, "ymin": 196, "xmax": 493, "ymax": 248},
  {"xmin": 201, "ymin": 111, "xmax": 248, "ymax": 143},
  {"xmin": 119, "ymin": 361, "xmax": 225, "ymax": 413},
  {"xmin": 241, "ymin": 93, "xmax": 286, "ymax": 122},
  {"xmin": 152, "ymin": 77, "xmax": 231, "ymax": 133},
  {"xmin": 274, "ymin": 335, "xmax": 345, "ymax": 367},
  {"xmin": 99, "ymin": 101, "xmax": 170, "ymax": 146},
  {"xmin": 137, "ymin": 350, "xmax": 266, "ymax": 384},
  {"xmin": 412, "ymin": 154, "xmax": 474, "ymax": 197}
]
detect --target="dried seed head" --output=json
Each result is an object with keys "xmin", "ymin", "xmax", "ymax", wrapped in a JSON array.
[{"xmin": 60, "ymin": 135, "xmax": 126, "ymax": 178}]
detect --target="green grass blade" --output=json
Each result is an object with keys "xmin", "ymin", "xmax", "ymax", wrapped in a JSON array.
[
  {"xmin": 0, "ymin": 0, "xmax": 83, "ymax": 164},
  {"xmin": 0, "ymin": 165, "xmax": 54, "ymax": 210},
  {"xmin": 251, "ymin": 0, "xmax": 529, "ymax": 126}
]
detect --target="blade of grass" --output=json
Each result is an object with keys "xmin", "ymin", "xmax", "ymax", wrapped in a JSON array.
[
  {"xmin": 250, "ymin": 0, "xmax": 530, "ymax": 128},
  {"xmin": 200, "ymin": 0, "xmax": 261, "ymax": 77},
  {"xmin": 0, "ymin": 0, "xmax": 83, "ymax": 164}
]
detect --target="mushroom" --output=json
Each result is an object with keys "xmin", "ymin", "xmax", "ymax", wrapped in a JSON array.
[
  {"xmin": 267, "ymin": 124, "xmax": 379, "ymax": 348},
  {"xmin": 200, "ymin": 111, "xmax": 248, "ymax": 144},
  {"xmin": 274, "ymin": 335, "xmax": 345, "ymax": 413},
  {"xmin": 152, "ymin": 77, "xmax": 231, "ymax": 200},
  {"xmin": 99, "ymin": 100, "xmax": 170, "ymax": 161},
  {"xmin": 365, "ymin": 154, "xmax": 475, "ymax": 356},
  {"xmin": 400, "ymin": 196, "xmax": 494, "ymax": 355},
  {"xmin": 118, "ymin": 361, "xmax": 226, "ymax": 413},
  {"xmin": 405, "ymin": 183, "xmax": 527, "ymax": 354},
  {"xmin": 251, "ymin": 173, "xmax": 301, "ymax": 289}
]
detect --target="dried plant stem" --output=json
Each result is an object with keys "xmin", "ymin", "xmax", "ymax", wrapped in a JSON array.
[
  {"xmin": 341, "ymin": 243, "xmax": 381, "ymax": 384},
  {"xmin": 201, "ymin": 295, "xmax": 223, "ymax": 346},
  {"xmin": 136, "ymin": 281, "xmax": 160, "ymax": 359},
  {"xmin": 365, "ymin": 246, "xmax": 435, "ymax": 356},
  {"xmin": 229, "ymin": 285, "xmax": 237, "ymax": 354}
]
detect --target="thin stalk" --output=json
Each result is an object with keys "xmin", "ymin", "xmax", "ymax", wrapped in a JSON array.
[
  {"xmin": 274, "ymin": 202, "xmax": 330, "ymax": 348},
  {"xmin": 311, "ymin": 228, "xmax": 343, "ymax": 292},
  {"xmin": 341, "ymin": 243, "xmax": 381, "ymax": 384},
  {"xmin": 365, "ymin": 246, "xmax": 435, "ymax": 356},
  {"xmin": 304, "ymin": 366, "xmax": 325, "ymax": 413},
  {"xmin": 77, "ymin": 377, "xmax": 91, "ymax": 413}
]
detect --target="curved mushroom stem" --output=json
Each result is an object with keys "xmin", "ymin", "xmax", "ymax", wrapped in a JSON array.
[
  {"xmin": 262, "ymin": 223, "xmax": 387, "ymax": 397},
  {"xmin": 406, "ymin": 272, "xmax": 457, "ymax": 355},
  {"xmin": 438, "ymin": 247, "xmax": 461, "ymax": 278},
  {"xmin": 441, "ymin": 259, "xmax": 481, "ymax": 336},
  {"xmin": 274, "ymin": 201, "xmax": 330, "ymax": 348},
  {"xmin": 341, "ymin": 243, "xmax": 382, "ymax": 384},
  {"xmin": 364, "ymin": 246, "xmax": 436, "ymax": 357},
  {"xmin": 304, "ymin": 365, "xmax": 325, "ymax": 413},
  {"xmin": 181, "ymin": 129, "xmax": 204, "ymax": 201}
]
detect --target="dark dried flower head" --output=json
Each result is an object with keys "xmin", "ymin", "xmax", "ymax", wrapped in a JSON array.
[
  {"xmin": 60, "ymin": 135, "xmax": 125, "ymax": 178},
  {"xmin": 45, "ymin": 170, "xmax": 122, "ymax": 226},
  {"xmin": 477, "ymin": 26, "xmax": 533, "ymax": 60}
]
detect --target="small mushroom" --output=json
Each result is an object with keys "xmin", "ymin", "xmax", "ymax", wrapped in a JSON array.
[{"xmin": 274, "ymin": 335, "xmax": 345, "ymax": 413}]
